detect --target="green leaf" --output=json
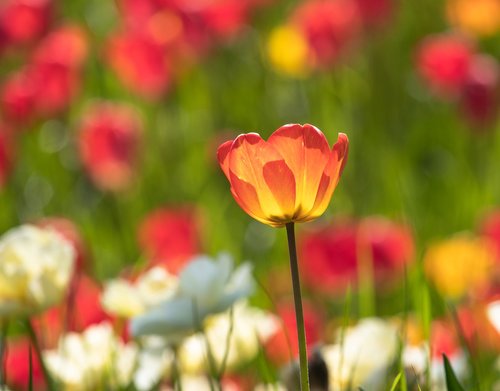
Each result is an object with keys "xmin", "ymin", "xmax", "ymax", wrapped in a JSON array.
[
  {"xmin": 389, "ymin": 372, "xmax": 402, "ymax": 391},
  {"xmin": 443, "ymin": 354, "xmax": 465, "ymax": 391}
]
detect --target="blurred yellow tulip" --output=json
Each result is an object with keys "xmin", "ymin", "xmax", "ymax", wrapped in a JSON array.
[{"xmin": 447, "ymin": 0, "xmax": 500, "ymax": 37}]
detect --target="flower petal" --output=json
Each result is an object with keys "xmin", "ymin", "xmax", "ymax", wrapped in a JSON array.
[
  {"xmin": 217, "ymin": 139, "xmax": 234, "ymax": 180},
  {"xmin": 268, "ymin": 124, "xmax": 330, "ymax": 216},
  {"xmin": 228, "ymin": 133, "xmax": 295, "ymax": 221},
  {"xmin": 309, "ymin": 133, "xmax": 349, "ymax": 218}
]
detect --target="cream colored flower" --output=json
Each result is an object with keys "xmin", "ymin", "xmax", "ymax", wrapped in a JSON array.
[
  {"xmin": 178, "ymin": 301, "xmax": 279, "ymax": 374},
  {"xmin": 0, "ymin": 225, "xmax": 75, "ymax": 317},
  {"xmin": 44, "ymin": 322, "xmax": 138, "ymax": 390},
  {"xmin": 322, "ymin": 318, "xmax": 399, "ymax": 391},
  {"xmin": 101, "ymin": 266, "xmax": 178, "ymax": 318},
  {"xmin": 101, "ymin": 279, "xmax": 144, "ymax": 317}
]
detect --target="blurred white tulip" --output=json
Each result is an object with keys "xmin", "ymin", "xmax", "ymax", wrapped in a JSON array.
[
  {"xmin": 130, "ymin": 253, "xmax": 255, "ymax": 340},
  {"xmin": 0, "ymin": 225, "xmax": 75, "ymax": 317}
]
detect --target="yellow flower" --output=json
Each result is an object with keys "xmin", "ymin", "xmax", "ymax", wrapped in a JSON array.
[
  {"xmin": 447, "ymin": 0, "xmax": 500, "ymax": 37},
  {"xmin": 424, "ymin": 236, "xmax": 495, "ymax": 299},
  {"xmin": 267, "ymin": 25, "xmax": 310, "ymax": 78}
]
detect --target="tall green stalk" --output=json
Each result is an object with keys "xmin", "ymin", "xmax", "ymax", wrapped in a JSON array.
[{"xmin": 285, "ymin": 223, "xmax": 310, "ymax": 391}]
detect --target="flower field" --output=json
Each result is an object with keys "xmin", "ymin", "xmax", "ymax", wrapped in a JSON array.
[{"xmin": 0, "ymin": 0, "xmax": 499, "ymax": 390}]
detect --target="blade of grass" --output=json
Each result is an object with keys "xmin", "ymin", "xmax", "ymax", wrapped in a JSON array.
[
  {"xmin": 389, "ymin": 372, "xmax": 402, "ymax": 391},
  {"xmin": 443, "ymin": 354, "xmax": 466, "ymax": 391}
]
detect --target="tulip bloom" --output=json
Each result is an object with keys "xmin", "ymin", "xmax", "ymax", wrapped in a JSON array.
[{"xmin": 217, "ymin": 124, "xmax": 348, "ymax": 227}]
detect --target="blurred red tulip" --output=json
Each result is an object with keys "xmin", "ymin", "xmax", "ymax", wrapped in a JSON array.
[
  {"xmin": 353, "ymin": 0, "xmax": 393, "ymax": 28},
  {"xmin": 416, "ymin": 33, "xmax": 474, "ymax": 99},
  {"xmin": 33, "ymin": 24, "xmax": 87, "ymax": 68},
  {"xmin": 138, "ymin": 207, "xmax": 201, "ymax": 273},
  {"xmin": 298, "ymin": 217, "xmax": 414, "ymax": 294},
  {"xmin": 292, "ymin": 0, "xmax": 361, "ymax": 69},
  {"xmin": 1, "ymin": 69, "xmax": 37, "ymax": 124},
  {"xmin": 5, "ymin": 338, "xmax": 44, "ymax": 391},
  {"xmin": 431, "ymin": 320, "xmax": 461, "ymax": 359},
  {"xmin": 78, "ymin": 102, "xmax": 142, "ymax": 192},
  {"xmin": 34, "ymin": 275, "xmax": 109, "ymax": 348},
  {"xmin": 0, "ymin": 124, "xmax": 13, "ymax": 187},
  {"xmin": 0, "ymin": 0, "xmax": 52, "ymax": 46},
  {"xmin": 480, "ymin": 209, "xmax": 500, "ymax": 258},
  {"xmin": 460, "ymin": 54, "xmax": 499, "ymax": 129},
  {"xmin": 264, "ymin": 301, "xmax": 323, "ymax": 365},
  {"xmin": 36, "ymin": 217, "xmax": 88, "ymax": 273},
  {"xmin": 1, "ymin": 25, "xmax": 87, "ymax": 122},
  {"xmin": 107, "ymin": 31, "xmax": 171, "ymax": 99}
]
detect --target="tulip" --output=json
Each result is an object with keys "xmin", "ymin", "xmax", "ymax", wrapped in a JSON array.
[
  {"xmin": 130, "ymin": 253, "xmax": 255, "ymax": 339},
  {"xmin": 217, "ymin": 124, "xmax": 348, "ymax": 227},
  {"xmin": 78, "ymin": 101, "xmax": 142, "ymax": 192},
  {"xmin": 447, "ymin": 0, "xmax": 500, "ymax": 38},
  {"xmin": 218, "ymin": 123, "xmax": 348, "ymax": 391},
  {"xmin": 138, "ymin": 207, "xmax": 201, "ymax": 274},
  {"xmin": 416, "ymin": 33, "xmax": 474, "ymax": 99}
]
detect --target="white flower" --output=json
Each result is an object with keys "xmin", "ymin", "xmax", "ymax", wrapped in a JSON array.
[
  {"xmin": 178, "ymin": 301, "xmax": 279, "ymax": 374},
  {"xmin": 487, "ymin": 299, "xmax": 500, "ymax": 333},
  {"xmin": 44, "ymin": 322, "xmax": 138, "ymax": 390},
  {"xmin": 0, "ymin": 225, "xmax": 75, "ymax": 317},
  {"xmin": 101, "ymin": 279, "xmax": 144, "ymax": 317},
  {"xmin": 130, "ymin": 253, "xmax": 255, "ymax": 340},
  {"xmin": 322, "ymin": 318, "xmax": 399, "ymax": 391},
  {"xmin": 101, "ymin": 266, "xmax": 178, "ymax": 318},
  {"xmin": 133, "ymin": 337, "xmax": 173, "ymax": 391}
]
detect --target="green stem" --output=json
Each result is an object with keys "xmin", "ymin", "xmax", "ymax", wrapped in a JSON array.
[
  {"xmin": 25, "ymin": 320, "xmax": 54, "ymax": 391},
  {"xmin": 0, "ymin": 321, "xmax": 8, "ymax": 387},
  {"xmin": 285, "ymin": 223, "xmax": 310, "ymax": 391}
]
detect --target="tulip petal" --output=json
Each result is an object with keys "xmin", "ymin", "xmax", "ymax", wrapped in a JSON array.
[
  {"xmin": 268, "ymin": 124, "xmax": 330, "ymax": 216},
  {"xmin": 310, "ymin": 133, "xmax": 349, "ymax": 218},
  {"xmin": 229, "ymin": 173, "xmax": 270, "ymax": 225},
  {"xmin": 228, "ymin": 133, "xmax": 294, "ymax": 221},
  {"xmin": 262, "ymin": 160, "xmax": 296, "ymax": 219},
  {"xmin": 217, "ymin": 140, "xmax": 233, "ymax": 180}
]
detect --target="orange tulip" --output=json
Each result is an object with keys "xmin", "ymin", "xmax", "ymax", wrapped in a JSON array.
[{"xmin": 217, "ymin": 124, "xmax": 348, "ymax": 227}]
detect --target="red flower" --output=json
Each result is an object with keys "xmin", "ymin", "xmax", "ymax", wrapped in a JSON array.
[
  {"xmin": 0, "ymin": 0, "xmax": 52, "ymax": 46},
  {"xmin": 479, "ymin": 209, "xmax": 500, "ymax": 259},
  {"xmin": 264, "ymin": 301, "xmax": 323, "ymax": 365},
  {"xmin": 298, "ymin": 217, "xmax": 414, "ymax": 294},
  {"xmin": 353, "ymin": 0, "xmax": 393, "ymax": 28},
  {"xmin": 1, "ymin": 69, "xmax": 37, "ymax": 124},
  {"xmin": 4, "ymin": 338, "xmax": 44, "ymax": 390},
  {"xmin": 78, "ymin": 102, "xmax": 142, "ymax": 192},
  {"xmin": 34, "ymin": 275, "xmax": 110, "ymax": 348},
  {"xmin": 416, "ymin": 33, "xmax": 475, "ymax": 98},
  {"xmin": 460, "ymin": 54, "xmax": 499, "ymax": 129},
  {"xmin": 107, "ymin": 31, "xmax": 171, "ymax": 99},
  {"xmin": 0, "ymin": 124, "xmax": 13, "ymax": 186},
  {"xmin": 292, "ymin": 0, "xmax": 361, "ymax": 69},
  {"xmin": 1, "ymin": 25, "xmax": 87, "ymax": 123},
  {"xmin": 138, "ymin": 207, "xmax": 201, "ymax": 273}
]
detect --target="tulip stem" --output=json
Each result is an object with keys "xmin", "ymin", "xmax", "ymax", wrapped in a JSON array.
[
  {"xmin": 25, "ymin": 319, "xmax": 55, "ymax": 391},
  {"xmin": 285, "ymin": 223, "xmax": 310, "ymax": 391},
  {"xmin": 0, "ymin": 320, "xmax": 8, "ymax": 386}
]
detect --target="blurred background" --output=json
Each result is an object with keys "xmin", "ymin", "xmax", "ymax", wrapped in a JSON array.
[{"xmin": 0, "ymin": 0, "xmax": 499, "ymax": 389}]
